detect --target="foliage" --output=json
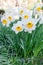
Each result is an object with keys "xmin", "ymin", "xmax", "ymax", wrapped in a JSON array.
[{"xmin": 0, "ymin": 20, "xmax": 43, "ymax": 65}]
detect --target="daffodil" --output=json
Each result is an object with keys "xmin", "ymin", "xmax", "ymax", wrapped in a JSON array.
[
  {"xmin": 22, "ymin": 11, "xmax": 32, "ymax": 21},
  {"xmin": 34, "ymin": 3, "xmax": 42, "ymax": 14},
  {"xmin": 22, "ymin": 18, "xmax": 37, "ymax": 33},
  {"xmin": 18, "ymin": 7, "xmax": 26, "ymax": 16},
  {"xmin": 5, "ymin": 13, "xmax": 14, "ymax": 21},
  {"xmin": 36, "ymin": 7, "xmax": 41, "ymax": 12},
  {"xmin": 1, "ymin": 15, "xmax": 12, "ymax": 27},
  {"xmin": 12, "ymin": 21, "xmax": 23, "ymax": 34},
  {"xmin": 2, "ymin": 19, "xmax": 7, "ymax": 25},
  {"xmin": 1, "ymin": 17, "xmax": 10, "ymax": 26}
]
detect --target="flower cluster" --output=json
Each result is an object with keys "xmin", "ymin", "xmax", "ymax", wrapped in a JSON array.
[{"xmin": 1, "ymin": 3, "xmax": 43, "ymax": 34}]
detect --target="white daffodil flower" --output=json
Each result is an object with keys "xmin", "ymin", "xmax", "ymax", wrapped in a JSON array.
[
  {"xmin": 6, "ymin": 13, "xmax": 15, "ymax": 22},
  {"xmin": 1, "ymin": 16, "xmax": 10, "ymax": 27},
  {"xmin": 18, "ymin": 7, "xmax": 26, "ymax": 16},
  {"xmin": 12, "ymin": 21, "xmax": 23, "ymax": 34},
  {"xmin": 22, "ymin": 18, "xmax": 38, "ymax": 33},
  {"xmin": 22, "ymin": 11, "xmax": 32, "ymax": 21},
  {"xmin": 34, "ymin": 3, "xmax": 42, "ymax": 14}
]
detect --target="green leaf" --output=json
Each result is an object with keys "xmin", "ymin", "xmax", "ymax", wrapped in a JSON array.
[{"xmin": 33, "ymin": 24, "xmax": 43, "ymax": 57}]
